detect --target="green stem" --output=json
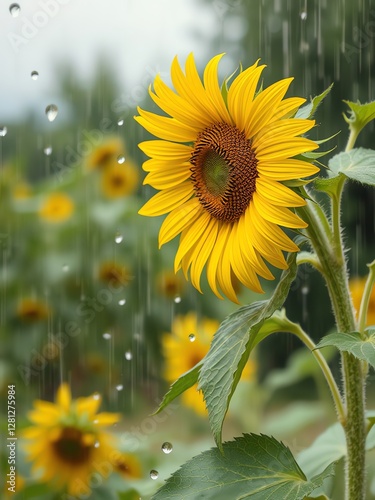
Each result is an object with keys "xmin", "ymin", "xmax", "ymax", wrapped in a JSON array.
[
  {"xmin": 345, "ymin": 128, "xmax": 360, "ymax": 153},
  {"xmin": 297, "ymin": 200, "xmax": 366, "ymax": 500},
  {"xmin": 286, "ymin": 322, "xmax": 345, "ymax": 421},
  {"xmin": 358, "ymin": 260, "xmax": 375, "ymax": 335}
]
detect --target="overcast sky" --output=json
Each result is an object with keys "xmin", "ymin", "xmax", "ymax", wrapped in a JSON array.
[{"xmin": 0, "ymin": 0, "xmax": 227, "ymax": 121}]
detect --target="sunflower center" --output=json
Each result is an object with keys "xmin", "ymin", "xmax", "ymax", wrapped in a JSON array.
[
  {"xmin": 190, "ymin": 122, "xmax": 258, "ymax": 222},
  {"xmin": 52, "ymin": 427, "xmax": 92, "ymax": 465}
]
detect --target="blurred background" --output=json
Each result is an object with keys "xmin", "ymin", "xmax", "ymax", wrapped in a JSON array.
[{"xmin": 1, "ymin": 0, "xmax": 375, "ymax": 498}]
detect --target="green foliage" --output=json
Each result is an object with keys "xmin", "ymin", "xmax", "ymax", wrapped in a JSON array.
[
  {"xmin": 295, "ymin": 85, "xmax": 334, "ymax": 120},
  {"xmin": 198, "ymin": 253, "xmax": 297, "ymax": 448},
  {"xmin": 328, "ymin": 148, "xmax": 375, "ymax": 186},
  {"xmin": 343, "ymin": 100, "xmax": 375, "ymax": 137},
  {"xmin": 153, "ymin": 434, "xmax": 335, "ymax": 500},
  {"xmin": 316, "ymin": 330, "xmax": 375, "ymax": 368}
]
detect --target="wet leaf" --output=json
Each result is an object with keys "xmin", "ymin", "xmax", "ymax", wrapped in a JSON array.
[
  {"xmin": 328, "ymin": 148, "xmax": 375, "ymax": 186},
  {"xmin": 152, "ymin": 434, "xmax": 335, "ymax": 500},
  {"xmin": 316, "ymin": 330, "xmax": 375, "ymax": 367},
  {"xmin": 198, "ymin": 254, "xmax": 297, "ymax": 449}
]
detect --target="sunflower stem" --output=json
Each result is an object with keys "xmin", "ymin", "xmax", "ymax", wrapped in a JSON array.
[{"xmin": 298, "ymin": 199, "xmax": 366, "ymax": 500}]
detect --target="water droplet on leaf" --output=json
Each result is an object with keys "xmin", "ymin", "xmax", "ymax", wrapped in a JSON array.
[
  {"xmin": 188, "ymin": 333, "xmax": 195, "ymax": 342},
  {"xmin": 9, "ymin": 3, "xmax": 20, "ymax": 17},
  {"xmin": 150, "ymin": 470, "xmax": 159, "ymax": 480},
  {"xmin": 31, "ymin": 71, "xmax": 39, "ymax": 80},
  {"xmin": 45, "ymin": 104, "xmax": 58, "ymax": 122},
  {"xmin": 161, "ymin": 442, "xmax": 173, "ymax": 454}
]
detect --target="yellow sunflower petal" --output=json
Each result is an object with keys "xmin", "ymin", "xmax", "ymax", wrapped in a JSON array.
[
  {"xmin": 144, "ymin": 166, "xmax": 191, "ymax": 190},
  {"xmin": 56, "ymin": 383, "xmax": 71, "ymax": 412},
  {"xmin": 94, "ymin": 412, "xmax": 121, "ymax": 427},
  {"xmin": 245, "ymin": 77, "xmax": 294, "ymax": 138},
  {"xmin": 255, "ymin": 137, "xmax": 318, "ymax": 160},
  {"xmin": 250, "ymin": 205, "xmax": 299, "ymax": 252},
  {"xmin": 273, "ymin": 96, "xmax": 306, "ymax": 120},
  {"xmin": 216, "ymin": 241, "xmax": 239, "ymax": 304},
  {"xmin": 75, "ymin": 394, "xmax": 101, "ymax": 417},
  {"xmin": 203, "ymin": 54, "xmax": 232, "ymax": 124},
  {"xmin": 139, "ymin": 140, "xmax": 192, "ymax": 161},
  {"xmin": 135, "ymin": 109, "xmax": 197, "ymax": 142},
  {"xmin": 257, "ymin": 158, "xmax": 319, "ymax": 180},
  {"xmin": 32, "ymin": 400, "xmax": 61, "ymax": 418},
  {"xmin": 256, "ymin": 178, "xmax": 306, "ymax": 207},
  {"xmin": 253, "ymin": 191, "xmax": 307, "ymax": 229},
  {"xmin": 159, "ymin": 198, "xmax": 202, "ymax": 246},
  {"xmin": 174, "ymin": 210, "xmax": 211, "ymax": 272},
  {"xmin": 254, "ymin": 118, "xmax": 315, "ymax": 143},
  {"xmin": 227, "ymin": 61, "xmax": 266, "ymax": 131},
  {"xmin": 139, "ymin": 183, "xmax": 194, "ymax": 216},
  {"xmin": 206, "ymin": 223, "xmax": 231, "ymax": 299}
]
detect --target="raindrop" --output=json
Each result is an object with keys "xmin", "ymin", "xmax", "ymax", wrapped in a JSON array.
[
  {"xmin": 115, "ymin": 233, "xmax": 123, "ymax": 244},
  {"xmin": 117, "ymin": 155, "xmax": 125, "ymax": 164},
  {"xmin": 124, "ymin": 350, "xmax": 133, "ymax": 361},
  {"xmin": 161, "ymin": 442, "xmax": 173, "ymax": 454},
  {"xmin": 188, "ymin": 333, "xmax": 195, "ymax": 342},
  {"xmin": 116, "ymin": 384, "xmax": 124, "ymax": 391},
  {"xmin": 118, "ymin": 299, "xmax": 126, "ymax": 306},
  {"xmin": 174, "ymin": 296, "xmax": 181, "ymax": 304},
  {"xmin": 103, "ymin": 332, "xmax": 111, "ymax": 340},
  {"xmin": 117, "ymin": 119, "xmax": 124, "ymax": 126},
  {"xmin": 301, "ymin": 285, "xmax": 309, "ymax": 295},
  {"xmin": 45, "ymin": 104, "xmax": 58, "ymax": 122},
  {"xmin": 300, "ymin": 11, "xmax": 307, "ymax": 20},
  {"xmin": 92, "ymin": 392, "xmax": 100, "ymax": 400},
  {"xmin": 31, "ymin": 71, "xmax": 39, "ymax": 81},
  {"xmin": 150, "ymin": 470, "xmax": 159, "ymax": 480},
  {"xmin": 43, "ymin": 145, "xmax": 53, "ymax": 156},
  {"xmin": 9, "ymin": 3, "xmax": 20, "ymax": 17},
  {"xmin": 0, "ymin": 127, "xmax": 7, "ymax": 137},
  {"xmin": 94, "ymin": 441, "xmax": 100, "ymax": 448},
  {"xmin": 62, "ymin": 264, "xmax": 69, "ymax": 272}
]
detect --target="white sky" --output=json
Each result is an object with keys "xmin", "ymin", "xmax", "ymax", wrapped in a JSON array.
[{"xmin": 0, "ymin": 0, "xmax": 225, "ymax": 121}]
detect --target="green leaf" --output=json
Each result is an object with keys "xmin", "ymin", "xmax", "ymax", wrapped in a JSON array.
[
  {"xmin": 152, "ymin": 434, "xmax": 335, "ymax": 500},
  {"xmin": 316, "ymin": 330, "xmax": 375, "ymax": 367},
  {"xmin": 117, "ymin": 489, "xmax": 142, "ymax": 500},
  {"xmin": 328, "ymin": 148, "xmax": 375, "ymax": 186},
  {"xmin": 313, "ymin": 175, "xmax": 343, "ymax": 197},
  {"xmin": 295, "ymin": 85, "xmax": 333, "ymax": 120},
  {"xmin": 343, "ymin": 99, "xmax": 375, "ymax": 135},
  {"xmin": 153, "ymin": 361, "xmax": 203, "ymax": 414},
  {"xmin": 198, "ymin": 254, "xmax": 297, "ymax": 448}
]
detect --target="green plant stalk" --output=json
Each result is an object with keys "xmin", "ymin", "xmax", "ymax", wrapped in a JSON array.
[{"xmin": 298, "ymin": 199, "xmax": 366, "ymax": 500}]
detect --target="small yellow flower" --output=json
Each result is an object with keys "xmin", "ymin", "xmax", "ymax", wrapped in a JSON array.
[
  {"xmin": 39, "ymin": 192, "xmax": 74, "ymax": 223},
  {"xmin": 86, "ymin": 138, "xmax": 124, "ymax": 171},
  {"xmin": 17, "ymin": 298, "xmax": 49, "ymax": 322},
  {"xmin": 98, "ymin": 261, "xmax": 133, "ymax": 287},
  {"xmin": 156, "ymin": 269, "xmax": 185, "ymax": 299},
  {"xmin": 22, "ymin": 383, "xmax": 121, "ymax": 497},
  {"xmin": 136, "ymin": 54, "xmax": 319, "ymax": 302},
  {"xmin": 350, "ymin": 276, "xmax": 375, "ymax": 326},
  {"xmin": 101, "ymin": 160, "xmax": 139, "ymax": 198},
  {"xmin": 162, "ymin": 312, "xmax": 255, "ymax": 415},
  {"xmin": 12, "ymin": 182, "xmax": 31, "ymax": 200}
]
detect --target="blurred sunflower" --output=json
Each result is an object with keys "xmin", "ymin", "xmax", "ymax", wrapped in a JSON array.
[
  {"xmin": 17, "ymin": 298, "xmax": 49, "ymax": 322},
  {"xmin": 39, "ymin": 192, "xmax": 74, "ymax": 223},
  {"xmin": 86, "ymin": 137, "xmax": 124, "ymax": 171},
  {"xmin": 22, "ymin": 383, "xmax": 121, "ymax": 497},
  {"xmin": 12, "ymin": 182, "xmax": 31, "ymax": 200},
  {"xmin": 156, "ymin": 269, "xmax": 185, "ymax": 299},
  {"xmin": 350, "ymin": 276, "xmax": 375, "ymax": 326},
  {"xmin": 135, "ymin": 54, "xmax": 319, "ymax": 302},
  {"xmin": 98, "ymin": 261, "xmax": 133, "ymax": 287},
  {"xmin": 101, "ymin": 160, "xmax": 139, "ymax": 198},
  {"xmin": 162, "ymin": 312, "xmax": 255, "ymax": 415},
  {"xmin": 112, "ymin": 451, "xmax": 142, "ymax": 479}
]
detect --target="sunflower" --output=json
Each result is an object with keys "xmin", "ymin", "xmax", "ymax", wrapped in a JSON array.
[
  {"xmin": 22, "ymin": 383, "xmax": 121, "ymax": 497},
  {"xmin": 86, "ymin": 138, "xmax": 124, "ymax": 171},
  {"xmin": 112, "ymin": 451, "xmax": 142, "ymax": 479},
  {"xmin": 156, "ymin": 269, "xmax": 185, "ymax": 299},
  {"xmin": 350, "ymin": 276, "xmax": 375, "ymax": 326},
  {"xmin": 39, "ymin": 192, "xmax": 74, "ymax": 223},
  {"xmin": 135, "ymin": 54, "xmax": 319, "ymax": 302},
  {"xmin": 17, "ymin": 297, "xmax": 49, "ymax": 322},
  {"xmin": 98, "ymin": 261, "xmax": 133, "ymax": 287},
  {"xmin": 162, "ymin": 312, "xmax": 255, "ymax": 415},
  {"xmin": 101, "ymin": 160, "xmax": 139, "ymax": 198}
]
